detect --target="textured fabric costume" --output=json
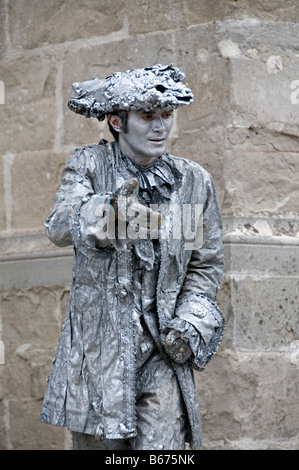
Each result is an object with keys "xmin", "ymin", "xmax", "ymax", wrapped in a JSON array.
[{"xmin": 40, "ymin": 65, "xmax": 225, "ymax": 450}]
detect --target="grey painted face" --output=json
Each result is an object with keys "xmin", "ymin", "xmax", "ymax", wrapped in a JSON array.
[{"xmin": 117, "ymin": 109, "xmax": 174, "ymax": 167}]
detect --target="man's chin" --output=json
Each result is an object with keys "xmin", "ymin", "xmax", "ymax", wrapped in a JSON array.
[{"xmin": 147, "ymin": 142, "xmax": 167, "ymax": 156}]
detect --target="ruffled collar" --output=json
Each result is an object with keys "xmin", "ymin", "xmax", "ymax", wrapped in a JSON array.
[
  {"xmin": 122, "ymin": 154, "xmax": 176, "ymax": 191},
  {"xmin": 114, "ymin": 141, "xmax": 179, "ymax": 203},
  {"xmin": 112, "ymin": 141, "xmax": 183, "ymax": 271}
]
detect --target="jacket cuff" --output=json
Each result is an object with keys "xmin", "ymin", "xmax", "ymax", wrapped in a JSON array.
[{"xmin": 174, "ymin": 294, "xmax": 225, "ymax": 370}]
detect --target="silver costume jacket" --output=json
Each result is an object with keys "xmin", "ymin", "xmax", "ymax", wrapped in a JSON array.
[{"xmin": 40, "ymin": 141, "xmax": 224, "ymax": 448}]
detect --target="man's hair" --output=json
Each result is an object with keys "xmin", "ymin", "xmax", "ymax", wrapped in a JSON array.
[{"xmin": 108, "ymin": 110, "xmax": 128, "ymax": 141}]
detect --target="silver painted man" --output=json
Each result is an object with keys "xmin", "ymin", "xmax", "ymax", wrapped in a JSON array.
[{"xmin": 40, "ymin": 64, "xmax": 225, "ymax": 450}]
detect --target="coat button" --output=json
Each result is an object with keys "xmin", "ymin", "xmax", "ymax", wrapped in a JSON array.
[
  {"xmin": 119, "ymin": 288, "xmax": 128, "ymax": 299},
  {"xmin": 116, "ymin": 282, "xmax": 128, "ymax": 298}
]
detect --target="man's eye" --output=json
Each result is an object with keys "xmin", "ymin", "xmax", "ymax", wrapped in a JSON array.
[
  {"xmin": 162, "ymin": 113, "xmax": 173, "ymax": 119},
  {"xmin": 141, "ymin": 114, "xmax": 153, "ymax": 120}
]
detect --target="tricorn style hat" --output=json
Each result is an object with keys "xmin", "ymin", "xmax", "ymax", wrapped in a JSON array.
[{"xmin": 68, "ymin": 64, "xmax": 193, "ymax": 121}]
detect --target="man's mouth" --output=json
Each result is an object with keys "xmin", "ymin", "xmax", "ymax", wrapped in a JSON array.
[{"xmin": 149, "ymin": 138, "xmax": 165, "ymax": 142}]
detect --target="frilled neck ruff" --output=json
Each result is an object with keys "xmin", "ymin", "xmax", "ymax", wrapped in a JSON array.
[
  {"xmin": 113, "ymin": 141, "xmax": 178, "ymax": 194},
  {"xmin": 110, "ymin": 142, "xmax": 182, "ymax": 270}
]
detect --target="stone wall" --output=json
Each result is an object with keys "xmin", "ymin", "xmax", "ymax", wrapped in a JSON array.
[{"xmin": 0, "ymin": 0, "xmax": 298, "ymax": 450}]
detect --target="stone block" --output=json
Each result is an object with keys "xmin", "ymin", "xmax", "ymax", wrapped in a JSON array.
[
  {"xmin": 0, "ymin": 400, "xmax": 9, "ymax": 449},
  {"xmin": 0, "ymin": 254, "xmax": 73, "ymax": 290},
  {"xmin": 0, "ymin": 232, "xmax": 56, "ymax": 257},
  {"xmin": 0, "ymin": 285, "xmax": 70, "ymax": 449},
  {"xmin": 0, "ymin": 287, "xmax": 67, "ymax": 356},
  {"xmin": 231, "ymin": 275, "xmax": 299, "ymax": 351},
  {"xmin": 13, "ymin": 345, "xmax": 57, "ymax": 400},
  {"xmin": 0, "ymin": 2, "xmax": 5, "ymax": 61},
  {"xmin": 0, "ymin": 52, "xmax": 59, "ymax": 154},
  {"xmin": 0, "ymin": 157, "xmax": 6, "ymax": 231},
  {"xmin": 219, "ymin": 239, "xmax": 299, "ymax": 351},
  {"xmin": 8, "ymin": 397, "xmax": 66, "ymax": 449},
  {"xmin": 223, "ymin": 215, "xmax": 299, "ymax": 241},
  {"xmin": 168, "ymin": 125, "xmax": 226, "ymax": 207},
  {"xmin": 224, "ymin": 0, "xmax": 299, "ymax": 23},
  {"xmin": 228, "ymin": 54, "xmax": 299, "ymax": 129},
  {"xmin": 213, "ymin": 20, "xmax": 299, "ymax": 138},
  {"xmin": 224, "ymin": 238, "xmax": 299, "ymax": 277},
  {"xmin": 8, "ymin": 0, "xmax": 126, "ymax": 50},
  {"xmin": 175, "ymin": 27, "xmax": 229, "ymax": 133},
  {"xmin": 128, "ymin": 0, "xmax": 225, "ymax": 35},
  {"xmin": 195, "ymin": 349, "xmax": 299, "ymax": 448},
  {"xmin": 8, "ymin": 150, "xmax": 68, "ymax": 231},
  {"xmin": 215, "ymin": 19, "xmax": 299, "ymax": 57},
  {"xmin": 222, "ymin": 131, "xmax": 299, "ymax": 217}
]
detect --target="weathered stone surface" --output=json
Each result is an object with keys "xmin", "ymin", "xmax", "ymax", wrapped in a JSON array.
[
  {"xmin": 225, "ymin": 0, "xmax": 299, "ymax": 23},
  {"xmin": 223, "ymin": 215, "xmax": 299, "ymax": 240},
  {"xmin": 219, "ymin": 235, "xmax": 299, "ymax": 351},
  {"xmin": 8, "ymin": 0, "xmax": 127, "ymax": 50},
  {"xmin": 0, "ymin": 52, "xmax": 59, "ymax": 154},
  {"xmin": 230, "ymin": 276, "xmax": 298, "ymax": 350},
  {"xmin": 222, "ymin": 142, "xmax": 299, "ymax": 217},
  {"xmin": 8, "ymin": 397, "xmax": 67, "ymax": 450},
  {"xmin": 0, "ymin": 232, "xmax": 55, "ymax": 256},
  {"xmin": 128, "ymin": 0, "xmax": 225, "ymax": 35},
  {"xmin": 224, "ymin": 238, "xmax": 299, "ymax": 276},
  {"xmin": 0, "ymin": 285, "xmax": 71, "ymax": 449},
  {"xmin": 215, "ymin": 18, "xmax": 299, "ymax": 55},
  {"xmin": 168, "ymin": 125, "xmax": 226, "ymax": 207},
  {"xmin": 175, "ymin": 26, "xmax": 229, "ymax": 133},
  {"xmin": 228, "ymin": 54, "xmax": 299, "ymax": 129},
  {"xmin": 0, "ymin": 287, "xmax": 67, "ymax": 353},
  {"xmin": 0, "ymin": 254, "xmax": 73, "ymax": 290},
  {"xmin": 0, "ymin": 399, "xmax": 10, "ymax": 449},
  {"xmin": 0, "ymin": 157, "xmax": 6, "ymax": 231},
  {"xmin": 195, "ymin": 349, "xmax": 299, "ymax": 449},
  {"xmin": 8, "ymin": 151, "xmax": 68, "ymax": 231},
  {"xmin": 0, "ymin": 2, "xmax": 5, "ymax": 61}
]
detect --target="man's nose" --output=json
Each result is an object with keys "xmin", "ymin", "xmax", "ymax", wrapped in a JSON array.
[{"xmin": 153, "ymin": 117, "xmax": 166, "ymax": 131}]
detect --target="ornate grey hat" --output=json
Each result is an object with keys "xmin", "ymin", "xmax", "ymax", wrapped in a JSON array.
[{"xmin": 68, "ymin": 64, "xmax": 193, "ymax": 121}]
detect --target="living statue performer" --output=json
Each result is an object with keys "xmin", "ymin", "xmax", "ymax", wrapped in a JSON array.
[{"xmin": 40, "ymin": 64, "xmax": 225, "ymax": 450}]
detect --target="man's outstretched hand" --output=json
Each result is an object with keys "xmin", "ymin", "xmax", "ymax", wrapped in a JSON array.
[{"xmin": 110, "ymin": 179, "xmax": 161, "ymax": 240}]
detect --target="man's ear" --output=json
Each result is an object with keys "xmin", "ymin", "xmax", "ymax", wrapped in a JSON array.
[{"xmin": 108, "ymin": 114, "xmax": 123, "ymax": 134}]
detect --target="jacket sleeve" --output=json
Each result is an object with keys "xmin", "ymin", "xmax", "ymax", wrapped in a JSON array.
[
  {"xmin": 167, "ymin": 171, "xmax": 225, "ymax": 370},
  {"xmin": 44, "ymin": 147, "xmax": 113, "ymax": 249}
]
